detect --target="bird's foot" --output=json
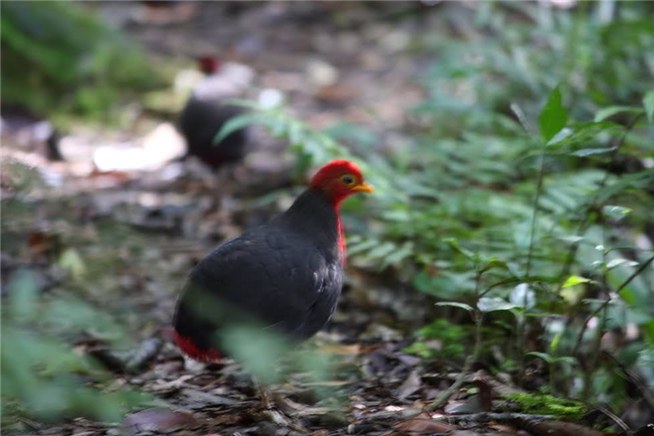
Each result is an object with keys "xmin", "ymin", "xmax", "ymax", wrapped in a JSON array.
[
  {"xmin": 256, "ymin": 385, "xmax": 308, "ymax": 431},
  {"xmin": 257, "ymin": 384, "xmax": 275, "ymax": 410},
  {"xmin": 261, "ymin": 409, "xmax": 290, "ymax": 427}
]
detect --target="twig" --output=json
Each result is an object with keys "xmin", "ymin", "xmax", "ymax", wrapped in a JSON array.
[
  {"xmin": 573, "ymin": 254, "xmax": 654, "ymax": 358},
  {"xmin": 581, "ymin": 226, "xmax": 610, "ymax": 400},
  {"xmin": 584, "ymin": 405, "xmax": 630, "ymax": 433},
  {"xmin": 434, "ymin": 412, "xmax": 553, "ymax": 423},
  {"xmin": 479, "ymin": 276, "xmax": 522, "ymax": 299},
  {"xmin": 435, "ymin": 412, "xmax": 605, "ymax": 436},
  {"xmin": 614, "ymin": 254, "xmax": 654, "ymax": 295},
  {"xmin": 602, "ymin": 350, "xmax": 654, "ymax": 412},
  {"xmin": 426, "ymin": 354, "xmax": 475, "ymax": 412}
]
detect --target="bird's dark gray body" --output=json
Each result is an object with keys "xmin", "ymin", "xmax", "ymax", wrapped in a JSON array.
[
  {"xmin": 179, "ymin": 98, "xmax": 248, "ymax": 168},
  {"xmin": 173, "ymin": 189, "xmax": 343, "ymax": 354}
]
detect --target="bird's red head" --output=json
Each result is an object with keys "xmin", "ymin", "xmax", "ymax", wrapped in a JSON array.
[
  {"xmin": 310, "ymin": 160, "xmax": 373, "ymax": 207},
  {"xmin": 197, "ymin": 56, "xmax": 220, "ymax": 75}
]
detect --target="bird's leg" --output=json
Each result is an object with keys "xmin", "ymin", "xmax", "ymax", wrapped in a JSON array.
[
  {"xmin": 253, "ymin": 376, "xmax": 289, "ymax": 427},
  {"xmin": 251, "ymin": 376, "xmax": 309, "ymax": 431},
  {"xmin": 211, "ymin": 168, "xmax": 224, "ymax": 210},
  {"xmin": 212, "ymin": 165, "xmax": 238, "ymax": 213},
  {"xmin": 251, "ymin": 375, "xmax": 274, "ymax": 410}
]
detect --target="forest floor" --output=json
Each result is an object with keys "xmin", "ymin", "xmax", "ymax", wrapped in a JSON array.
[{"xmin": 1, "ymin": 3, "xmax": 627, "ymax": 435}]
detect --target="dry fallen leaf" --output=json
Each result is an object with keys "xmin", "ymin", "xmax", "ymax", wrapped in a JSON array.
[
  {"xmin": 120, "ymin": 408, "xmax": 199, "ymax": 435},
  {"xmin": 444, "ymin": 396, "xmax": 486, "ymax": 415},
  {"xmin": 396, "ymin": 369, "xmax": 422, "ymax": 401},
  {"xmin": 392, "ymin": 413, "xmax": 457, "ymax": 435},
  {"xmin": 450, "ymin": 431, "xmax": 483, "ymax": 436}
]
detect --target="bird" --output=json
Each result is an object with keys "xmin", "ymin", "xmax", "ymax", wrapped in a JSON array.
[
  {"xmin": 178, "ymin": 56, "xmax": 254, "ymax": 169},
  {"xmin": 173, "ymin": 160, "xmax": 373, "ymax": 364}
]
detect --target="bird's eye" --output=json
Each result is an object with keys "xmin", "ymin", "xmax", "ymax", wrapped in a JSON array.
[{"xmin": 341, "ymin": 175, "xmax": 355, "ymax": 185}]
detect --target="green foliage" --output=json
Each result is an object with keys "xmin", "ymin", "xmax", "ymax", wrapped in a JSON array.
[
  {"xmin": 404, "ymin": 319, "xmax": 468, "ymax": 360},
  {"xmin": 1, "ymin": 269, "xmax": 149, "ymax": 426},
  {"xmin": 402, "ymin": 7, "xmax": 653, "ymax": 407},
  {"xmin": 216, "ymin": 100, "xmax": 359, "ymax": 177},
  {"xmin": 227, "ymin": 1, "xmax": 654, "ymax": 412},
  {"xmin": 222, "ymin": 325, "xmax": 292, "ymax": 384},
  {"xmin": 539, "ymin": 86, "xmax": 568, "ymax": 142},
  {"xmin": 503, "ymin": 393, "xmax": 587, "ymax": 420},
  {"xmin": 1, "ymin": 1, "xmax": 164, "ymax": 122},
  {"xmin": 644, "ymin": 91, "xmax": 654, "ymax": 123}
]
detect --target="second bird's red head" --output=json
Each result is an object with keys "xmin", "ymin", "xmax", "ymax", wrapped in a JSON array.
[
  {"xmin": 197, "ymin": 55, "xmax": 220, "ymax": 75},
  {"xmin": 310, "ymin": 160, "xmax": 373, "ymax": 207}
]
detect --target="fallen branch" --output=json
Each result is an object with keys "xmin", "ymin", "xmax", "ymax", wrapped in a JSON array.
[{"xmin": 435, "ymin": 412, "xmax": 606, "ymax": 436}]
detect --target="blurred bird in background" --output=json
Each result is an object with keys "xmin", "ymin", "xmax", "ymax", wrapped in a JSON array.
[{"xmin": 178, "ymin": 56, "xmax": 254, "ymax": 170}]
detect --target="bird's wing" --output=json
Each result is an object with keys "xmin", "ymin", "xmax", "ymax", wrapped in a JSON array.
[{"xmin": 175, "ymin": 227, "xmax": 341, "ymax": 345}]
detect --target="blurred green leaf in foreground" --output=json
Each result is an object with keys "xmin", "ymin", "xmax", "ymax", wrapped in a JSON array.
[
  {"xmin": 1, "ymin": 1, "xmax": 165, "ymax": 123},
  {"xmin": 1, "ymin": 269, "xmax": 149, "ymax": 428}
]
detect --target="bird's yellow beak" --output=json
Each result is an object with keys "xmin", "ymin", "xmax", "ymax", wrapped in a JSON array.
[{"xmin": 352, "ymin": 182, "xmax": 374, "ymax": 193}]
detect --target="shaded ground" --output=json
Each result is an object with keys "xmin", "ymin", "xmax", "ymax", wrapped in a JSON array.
[{"xmin": 1, "ymin": 3, "xmax": 634, "ymax": 435}]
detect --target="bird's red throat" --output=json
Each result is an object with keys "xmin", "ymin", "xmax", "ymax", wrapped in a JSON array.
[{"xmin": 336, "ymin": 217, "xmax": 347, "ymax": 265}]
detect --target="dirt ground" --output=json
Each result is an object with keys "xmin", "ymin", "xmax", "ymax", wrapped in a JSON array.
[{"xmin": 1, "ymin": 3, "xmax": 619, "ymax": 435}]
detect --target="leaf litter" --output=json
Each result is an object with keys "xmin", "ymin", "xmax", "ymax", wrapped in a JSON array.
[{"xmin": 0, "ymin": 3, "xmax": 625, "ymax": 435}]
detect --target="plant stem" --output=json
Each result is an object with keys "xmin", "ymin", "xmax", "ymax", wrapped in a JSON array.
[
  {"xmin": 525, "ymin": 142, "xmax": 546, "ymax": 278},
  {"xmin": 519, "ymin": 138, "xmax": 547, "ymax": 381},
  {"xmin": 426, "ymin": 269, "xmax": 484, "ymax": 411},
  {"xmin": 581, "ymin": 227, "xmax": 609, "ymax": 400},
  {"xmin": 427, "ymin": 305, "xmax": 483, "ymax": 411}
]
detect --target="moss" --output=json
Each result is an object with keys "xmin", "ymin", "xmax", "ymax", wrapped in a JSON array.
[{"xmin": 503, "ymin": 393, "xmax": 587, "ymax": 420}]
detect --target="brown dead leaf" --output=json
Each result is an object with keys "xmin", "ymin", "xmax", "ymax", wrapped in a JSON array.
[
  {"xmin": 392, "ymin": 413, "xmax": 456, "ymax": 435},
  {"xmin": 488, "ymin": 422, "xmax": 521, "ymax": 434},
  {"xmin": 151, "ymin": 374, "xmax": 195, "ymax": 392},
  {"xmin": 396, "ymin": 369, "xmax": 422, "ymax": 401},
  {"xmin": 88, "ymin": 169, "xmax": 132, "ymax": 184},
  {"xmin": 182, "ymin": 388, "xmax": 241, "ymax": 408},
  {"xmin": 523, "ymin": 420, "xmax": 612, "ymax": 436},
  {"xmin": 314, "ymin": 84, "xmax": 355, "ymax": 103},
  {"xmin": 27, "ymin": 230, "xmax": 60, "ymax": 259},
  {"xmin": 444, "ymin": 396, "xmax": 485, "ymax": 414},
  {"xmin": 302, "ymin": 380, "xmax": 353, "ymax": 387},
  {"xmin": 120, "ymin": 408, "xmax": 198, "ymax": 435},
  {"xmin": 474, "ymin": 371, "xmax": 494, "ymax": 411},
  {"xmin": 318, "ymin": 343, "xmax": 361, "ymax": 355},
  {"xmin": 208, "ymin": 412, "xmax": 244, "ymax": 427}
]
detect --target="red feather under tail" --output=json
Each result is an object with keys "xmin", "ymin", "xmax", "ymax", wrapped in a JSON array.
[{"xmin": 172, "ymin": 330, "xmax": 222, "ymax": 363}]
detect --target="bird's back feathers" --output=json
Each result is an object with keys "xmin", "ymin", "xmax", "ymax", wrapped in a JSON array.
[{"xmin": 173, "ymin": 188, "xmax": 344, "ymax": 356}]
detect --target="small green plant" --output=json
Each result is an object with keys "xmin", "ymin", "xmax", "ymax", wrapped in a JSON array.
[
  {"xmin": 1, "ymin": 269, "xmax": 149, "ymax": 428},
  {"xmin": 503, "ymin": 393, "xmax": 587, "ymax": 420},
  {"xmin": 216, "ymin": 0, "xmax": 654, "ymax": 416},
  {"xmin": 404, "ymin": 319, "xmax": 468, "ymax": 360}
]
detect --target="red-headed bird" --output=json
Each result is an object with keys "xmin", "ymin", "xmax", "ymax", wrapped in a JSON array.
[
  {"xmin": 178, "ymin": 56, "xmax": 253, "ymax": 169},
  {"xmin": 173, "ymin": 160, "xmax": 373, "ymax": 362}
]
